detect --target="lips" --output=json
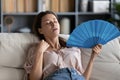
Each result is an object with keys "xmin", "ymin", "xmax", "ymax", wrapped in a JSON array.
[{"xmin": 53, "ymin": 28, "xmax": 58, "ymax": 32}]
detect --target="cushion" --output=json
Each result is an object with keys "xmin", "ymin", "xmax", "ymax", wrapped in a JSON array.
[
  {"xmin": 81, "ymin": 37, "xmax": 120, "ymax": 80},
  {"xmin": 0, "ymin": 33, "xmax": 38, "ymax": 68},
  {"xmin": 0, "ymin": 33, "xmax": 39, "ymax": 80}
]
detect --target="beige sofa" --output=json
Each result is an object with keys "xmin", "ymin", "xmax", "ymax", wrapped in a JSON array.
[{"xmin": 0, "ymin": 33, "xmax": 120, "ymax": 80}]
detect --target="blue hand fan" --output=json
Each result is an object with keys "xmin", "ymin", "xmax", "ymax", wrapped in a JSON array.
[{"xmin": 66, "ymin": 20, "xmax": 120, "ymax": 48}]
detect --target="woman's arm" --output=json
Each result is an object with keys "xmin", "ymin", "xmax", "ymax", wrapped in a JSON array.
[
  {"xmin": 30, "ymin": 40, "xmax": 49, "ymax": 80},
  {"xmin": 83, "ymin": 44, "xmax": 102, "ymax": 80}
]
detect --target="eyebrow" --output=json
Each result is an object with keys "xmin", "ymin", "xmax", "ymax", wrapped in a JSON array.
[{"xmin": 42, "ymin": 18, "xmax": 56, "ymax": 22}]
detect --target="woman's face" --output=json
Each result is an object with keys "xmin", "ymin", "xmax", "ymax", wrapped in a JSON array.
[{"xmin": 39, "ymin": 14, "xmax": 60, "ymax": 38}]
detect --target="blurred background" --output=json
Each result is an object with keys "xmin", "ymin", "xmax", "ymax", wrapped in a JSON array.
[{"xmin": 0, "ymin": 0, "xmax": 120, "ymax": 34}]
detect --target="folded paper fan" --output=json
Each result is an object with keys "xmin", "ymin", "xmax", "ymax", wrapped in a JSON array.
[{"xmin": 66, "ymin": 20, "xmax": 120, "ymax": 48}]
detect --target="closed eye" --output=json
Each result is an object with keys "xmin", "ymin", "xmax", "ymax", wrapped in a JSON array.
[
  {"xmin": 46, "ymin": 21, "xmax": 51, "ymax": 24},
  {"xmin": 54, "ymin": 20, "xmax": 58, "ymax": 23},
  {"xmin": 45, "ymin": 20, "xmax": 58, "ymax": 25}
]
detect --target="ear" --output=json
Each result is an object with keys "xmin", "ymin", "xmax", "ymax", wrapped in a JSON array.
[{"xmin": 38, "ymin": 28, "xmax": 43, "ymax": 34}]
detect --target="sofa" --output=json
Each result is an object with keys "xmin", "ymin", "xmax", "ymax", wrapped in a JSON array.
[{"xmin": 0, "ymin": 33, "xmax": 120, "ymax": 80}]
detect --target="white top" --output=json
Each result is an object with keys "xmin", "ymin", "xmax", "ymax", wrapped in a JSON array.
[{"xmin": 24, "ymin": 45, "xmax": 84, "ymax": 80}]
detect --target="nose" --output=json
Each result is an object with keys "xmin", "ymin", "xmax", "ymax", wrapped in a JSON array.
[{"xmin": 50, "ymin": 21, "xmax": 55, "ymax": 27}]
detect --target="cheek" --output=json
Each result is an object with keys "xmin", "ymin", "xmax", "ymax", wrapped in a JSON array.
[
  {"xmin": 42, "ymin": 28, "xmax": 49, "ymax": 33},
  {"xmin": 42, "ymin": 27, "xmax": 51, "ymax": 35},
  {"xmin": 57, "ymin": 24, "xmax": 60, "ymax": 30}
]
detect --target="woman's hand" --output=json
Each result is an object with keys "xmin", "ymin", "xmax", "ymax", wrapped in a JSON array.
[
  {"xmin": 83, "ymin": 44, "xmax": 102, "ymax": 80},
  {"xmin": 30, "ymin": 40, "xmax": 49, "ymax": 80},
  {"xmin": 92, "ymin": 44, "xmax": 102, "ymax": 56},
  {"xmin": 36, "ymin": 40, "xmax": 50, "ymax": 53}
]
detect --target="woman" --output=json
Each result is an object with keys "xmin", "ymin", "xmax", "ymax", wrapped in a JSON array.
[{"xmin": 24, "ymin": 11, "xmax": 102, "ymax": 80}]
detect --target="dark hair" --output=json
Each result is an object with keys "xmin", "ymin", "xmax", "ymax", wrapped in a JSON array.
[
  {"xmin": 32, "ymin": 11, "xmax": 58, "ymax": 40},
  {"xmin": 32, "ymin": 11, "xmax": 66, "ymax": 47}
]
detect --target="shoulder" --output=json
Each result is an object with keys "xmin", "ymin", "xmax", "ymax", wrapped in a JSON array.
[
  {"xmin": 28, "ymin": 41, "xmax": 43, "ymax": 52},
  {"xmin": 24, "ymin": 42, "xmax": 41, "ymax": 72},
  {"xmin": 27, "ymin": 43, "xmax": 37, "ymax": 53},
  {"xmin": 26, "ymin": 42, "xmax": 42, "ymax": 58}
]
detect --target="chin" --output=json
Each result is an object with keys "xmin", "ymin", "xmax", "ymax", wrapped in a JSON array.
[{"xmin": 52, "ymin": 32, "xmax": 59, "ymax": 38}]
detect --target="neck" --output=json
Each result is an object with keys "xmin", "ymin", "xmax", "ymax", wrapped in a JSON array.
[{"xmin": 45, "ymin": 37, "xmax": 61, "ymax": 50}]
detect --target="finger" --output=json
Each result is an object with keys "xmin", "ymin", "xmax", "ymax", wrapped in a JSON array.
[
  {"xmin": 95, "ymin": 46, "xmax": 101, "ymax": 51},
  {"xmin": 39, "ymin": 39, "xmax": 44, "ymax": 44},
  {"xmin": 93, "ymin": 47, "xmax": 100, "ymax": 53},
  {"xmin": 96, "ymin": 46, "xmax": 100, "ymax": 50},
  {"xmin": 94, "ymin": 44, "xmax": 102, "ymax": 50},
  {"xmin": 94, "ymin": 45, "xmax": 99, "ymax": 50},
  {"xmin": 97, "ymin": 44, "xmax": 102, "ymax": 49},
  {"xmin": 41, "ymin": 39, "xmax": 44, "ymax": 42}
]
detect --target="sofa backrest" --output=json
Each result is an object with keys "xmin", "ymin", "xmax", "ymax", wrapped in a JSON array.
[
  {"xmin": 0, "ymin": 33, "xmax": 38, "ymax": 68},
  {"xmin": 0, "ymin": 33, "xmax": 38, "ymax": 80},
  {"xmin": 0, "ymin": 33, "xmax": 120, "ymax": 80},
  {"xmin": 81, "ymin": 36, "xmax": 120, "ymax": 80}
]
